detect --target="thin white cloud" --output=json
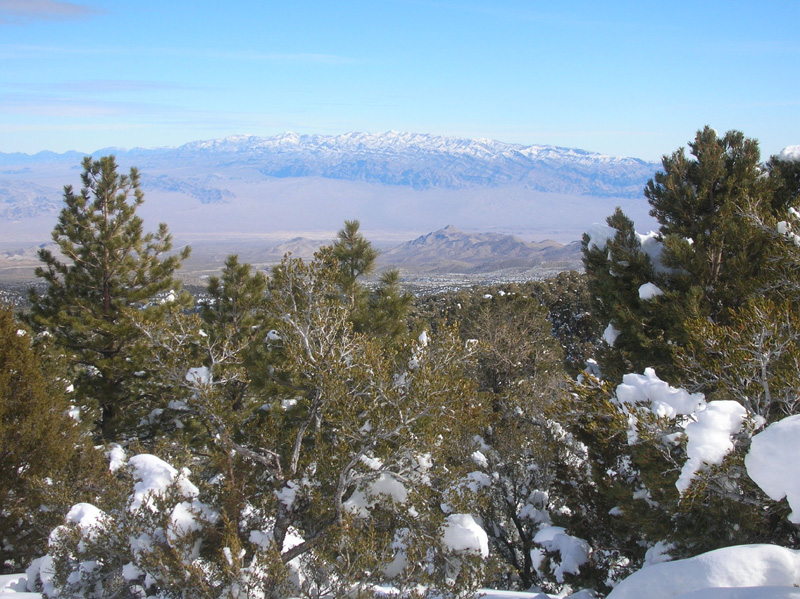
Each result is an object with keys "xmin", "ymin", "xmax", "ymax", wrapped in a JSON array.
[
  {"xmin": 133, "ymin": 47, "xmax": 356, "ymax": 65},
  {"xmin": 0, "ymin": 0, "xmax": 102, "ymax": 24},
  {"xmin": 53, "ymin": 80, "xmax": 198, "ymax": 93},
  {"xmin": 0, "ymin": 42, "xmax": 354, "ymax": 65},
  {"xmin": 390, "ymin": 0, "xmax": 640, "ymax": 30},
  {"xmin": 0, "ymin": 92, "xmax": 172, "ymax": 118},
  {"xmin": 1, "ymin": 79, "xmax": 199, "ymax": 95}
]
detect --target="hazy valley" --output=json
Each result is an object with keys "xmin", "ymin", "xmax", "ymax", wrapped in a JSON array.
[{"xmin": 1, "ymin": 131, "xmax": 652, "ymax": 301}]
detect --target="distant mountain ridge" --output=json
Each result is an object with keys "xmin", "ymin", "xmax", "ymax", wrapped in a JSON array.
[
  {"xmin": 0, "ymin": 131, "xmax": 659, "ymax": 244},
  {"xmin": 0, "ymin": 179, "xmax": 62, "ymax": 219},
  {"xmin": 1, "ymin": 225, "xmax": 583, "ymax": 283},
  {"xmin": 380, "ymin": 225, "xmax": 582, "ymax": 273},
  {"xmin": 0, "ymin": 131, "xmax": 657, "ymax": 197}
]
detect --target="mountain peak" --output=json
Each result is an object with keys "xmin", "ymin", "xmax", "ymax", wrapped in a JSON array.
[
  {"xmin": 150, "ymin": 131, "xmax": 657, "ymax": 196},
  {"xmin": 382, "ymin": 226, "xmax": 583, "ymax": 274},
  {"xmin": 0, "ymin": 131, "xmax": 659, "ymax": 198}
]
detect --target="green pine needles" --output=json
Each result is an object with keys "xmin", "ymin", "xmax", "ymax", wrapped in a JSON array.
[{"xmin": 27, "ymin": 155, "xmax": 191, "ymax": 440}]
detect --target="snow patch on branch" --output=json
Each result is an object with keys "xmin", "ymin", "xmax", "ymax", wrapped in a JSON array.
[
  {"xmin": 676, "ymin": 401, "xmax": 747, "ymax": 495},
  {"xmin": 746, "ymin": 414, "xmax": 800, "ymax": 524},
  {"xmin": 128, "ymin": 454, "xmax": 199, "ymax": 511},
  {"xmin": 585, "ymin": 223, "xmax": 617, "ymax": 250},
  {"xmin": 638, "ymin": 282, "xmax": 663, "ymax": 300},
  {"xmin": 615, "ymin": 369, "xmax": 748, "ymax": 495},
  {"xmin": 778, "ymin": 145, "xmax": 800, "ymax": 162},
  {"xmin": 441, "ymin": 514, "xmax": 489, "ymax": 558},
  {"xmin": 532, "ymin": 526, "xmax": 591, "ymax": 583},
  {"xmin": 603, "ymin": 323, "xmax": 620, "ymax": 346},
  {"xmin": 616, "ymin": 368, "xmax": 705, "ymax": 418}
]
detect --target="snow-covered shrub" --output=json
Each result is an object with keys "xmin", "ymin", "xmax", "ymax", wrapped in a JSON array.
[
  {"xmin": 29, "ymin": 452, "xmax": 297, "ymax": 599},
  {"xmin": 555, "ymin": 362, "xmax": 800, "ymax": 594},
  {"xmin": 129, "ymin": 251, "xmax": 493, "ymax": 598},
  {"xmin": 31, "ymin": 454, "xmax": 205, "ymax": 598},
  {"xmin": 530, "ymin": 526, "xmax": 591, "ymax": 587}
]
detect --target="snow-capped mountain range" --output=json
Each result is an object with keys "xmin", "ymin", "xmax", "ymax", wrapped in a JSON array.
[
  {"xmin": 110, "ymin": 131, "xmax": 657, "ymax": 196},
  {"xmin": 2, "ymin": 131, "xmax": 657, "ymax": 196},
  {"xmin": 0, "ymin": 131, "xmax": 660, "ymax": 244}
]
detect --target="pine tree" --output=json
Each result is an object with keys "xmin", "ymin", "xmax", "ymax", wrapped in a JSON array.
[
  {"xmin": 329, "ymin": 220, "xmax": 413, "ymax": 345},
  {"xmin": 360, "ymin": 268, "xmax": 413, "ymax": 347},
  {"xmin": 582, "ymin": 208, "xmax": 673, "ymax": 380},
  {"xmin": 331, "ymin": 219, "xmax": 378, "ymax": 307},
  {"xmin": 645, "ymin": 127, "xmax": 773, "ymax": 322},
  {"xmin": 27, "ymin": 155, "xmax": 191, "ymax": 440},
  {"xmin": 200, "ymin": 255, "xmax": 270, "ymax": 411},
  {"xmin": 584, "ymin": 127, "xmax": 789, "ymax": 381}
]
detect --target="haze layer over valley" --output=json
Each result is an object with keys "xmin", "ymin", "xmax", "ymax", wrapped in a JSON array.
[{"xmin": 0, "ymin": 132, "xmax": 657, "ymax": 281}]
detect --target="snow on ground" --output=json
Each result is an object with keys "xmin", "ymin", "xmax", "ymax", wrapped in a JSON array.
[
  {"xmin": 673, "ymin": 590, "xmax": 800, "ymax": 599},
  {"xmin": 606, "ymin": 544, "xmax": 800, "ymax": 599},
  {"xmin": 0, "ymin": 572, "xmax": 555, "ymax": 599},
  {"xmin": 0, "ymin": 575, "xmax": 40, "ymax": 599},
  {"xmin": 471, "ymin": 592, "xmax": 553, "ymax": 598}
]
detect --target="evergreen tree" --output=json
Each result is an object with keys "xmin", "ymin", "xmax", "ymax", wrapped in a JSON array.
[
  {"xmin": 582, "ymin": 208, "xmax": 668, "ymax": 379},
  {"xmin": 573, "ymin": 129, "xmax": 800, "ymax": 582},
  {"xmin": 455, "ymin": 292, "xmax": 569, "ymax": 590},
  {"xmin": 754, "ymin": 152, "xmax": 800, "ymax": 303},
  {"xmin": 133, "ymin": 249, "xmax": 490, "ymax": 597},
  {"xmin": 359, "ymin": 268, "xmax": 413, "ymax": 347},
  {"xmin": 584, "ymin": 127, "xmax": 789, "ymax": 381},
  {"xmin": 27, "ymin": 155, "xmax": 191, "ymax": 440},
  {"xmin": 766, "ymin": 151, "xmax": 800, "ymax": 214},
  {"xmin": 200, "ymin": 255, "xmax": 270, "ymax": 411},
  {"xmin": 645, "ymin": 126, "xmax": 773, "ymax": 322},
  {"xmin": 677, "ymin": 298, "xmax": 800, "ymax": 421},
  {"xmin": 331, "ymin": 219, "xmax": 378, "ymax": 307},
  {"xmin": 329, "ymin": 220, "xmax": 413, "ymax": 345},
  {"xmin": 533, "ymin": 271, "xmax": 598, "ymax": 375},
  {"xmin": 0, "ymin": 305, "xmax": 84, "ymax": 570}
]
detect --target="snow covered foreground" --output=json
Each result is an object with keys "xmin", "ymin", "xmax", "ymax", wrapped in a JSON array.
[
  {"xmin": 606, "ymin": 544, "xmax": 800, "ymax": 599},
  {"xmin": 7, "ymin": 371, "xmax": 800, "ymax": 598},
  {"xmin": 6, "ymin": 554, "xmax": 800, "ymax": 599},
  {"xmin": 0, "ymin": 574, "xmax": 558, "ymax": 599},
  {"xmin": 6, "ymin": 544, "xmax": 800, "ymax": 599}
]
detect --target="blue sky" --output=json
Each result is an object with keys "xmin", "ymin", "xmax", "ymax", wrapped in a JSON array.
[{"xmin": 1, "ymin": 0, "xmax": 798, "ymax": 160}]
